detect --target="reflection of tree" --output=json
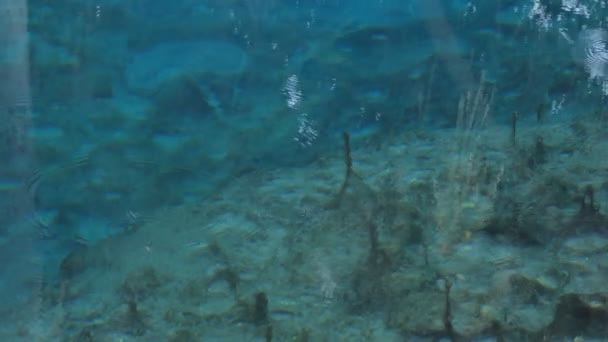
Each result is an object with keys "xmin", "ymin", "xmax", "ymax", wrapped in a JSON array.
[
  {"xmin": 0, "ymin": 0, "xmax": 41, "ymax": 329},
  {"xmin": 0, "ymin": 1, "xmax": 32, "ymax": 224}
]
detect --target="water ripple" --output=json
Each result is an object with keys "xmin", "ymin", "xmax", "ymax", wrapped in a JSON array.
[{"xmin": 576, "ymin": 28, "xmax": 608, "ymax": 79}]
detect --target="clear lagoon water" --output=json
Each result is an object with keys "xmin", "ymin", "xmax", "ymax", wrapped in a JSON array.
[{"xmin": 2, "ymin": 0, "xmax": 608, "ymax": 340}]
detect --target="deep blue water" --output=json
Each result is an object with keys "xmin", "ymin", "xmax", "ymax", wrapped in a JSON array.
[
  {"xmin": 2, "ymin": 0, "xmax": 608, "ymax": 340},
  {"xmin": 15, "ymin": 0, "xmax": 607, "ymax": 224}
]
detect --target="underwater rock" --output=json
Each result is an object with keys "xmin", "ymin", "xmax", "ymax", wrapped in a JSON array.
[
  {"xmin": 59, "ymin": 247, "xmax": 90, "ymax": 279},
  {"xmin": 563, "ymin": 234, "xmax": 608, "ymax": 254},
  {"xmin": 120, "ymin": 266, "xmax": 165, "ymax": 301},
  {"xmin": 126, "ymin": 40, "xmax": 248, "ymax": 94},
  {"xmin": 330, "ymin": 26, "xmax": 435, "ymax": 78},
  {"xmin": 169, "ymin": 329, "xmax": 197, "ymax": 342},
  {"xmin": 547, "ymin": 293, "xmax": 608, "ymax": 338}
]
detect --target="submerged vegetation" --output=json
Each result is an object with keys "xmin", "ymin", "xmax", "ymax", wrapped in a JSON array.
[
  {"xmin": 35, "ymin": 107, "xmax": 608, "ymax": 340},
  {"xmin": 5, "ymin": 0, "xmax": 608, "ymax": 341}
]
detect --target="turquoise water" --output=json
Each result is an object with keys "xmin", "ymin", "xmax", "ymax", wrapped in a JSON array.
[{"xmin": 2, "ymin": 0, "xmax": 608, "ymax": 340}]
